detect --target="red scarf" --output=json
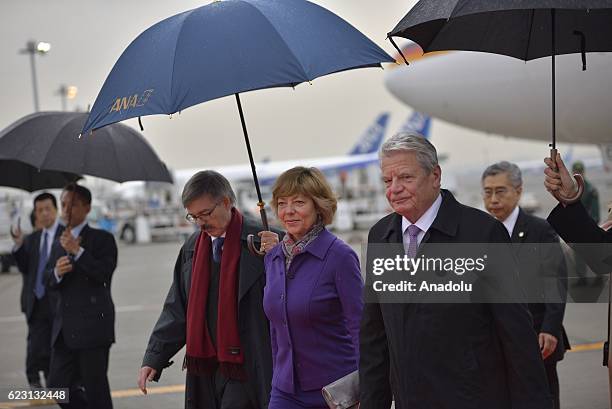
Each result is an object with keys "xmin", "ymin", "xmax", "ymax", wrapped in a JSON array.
[{"xmin": 184, "ymin": 208, "xmax": 246, "ymax": 380}]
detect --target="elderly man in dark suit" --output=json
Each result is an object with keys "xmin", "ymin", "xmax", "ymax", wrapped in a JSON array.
[
  {"xmin": 138, "ymin": 170, "xmax": 280, "ymax": 409},
  {"xmin": 13, "ymin": 192, "xmax": 62, "ymax": 388},
  {"xmin": 360, "ymin": 133, "xmax": 553, "ymax": 409},
  {"xmin": 482, "ymin": 161, "xmax": 569, "ymax": 409},
  {"xmin": 47, "ymin": 184, "xmax": 118, "ymax": 409}
]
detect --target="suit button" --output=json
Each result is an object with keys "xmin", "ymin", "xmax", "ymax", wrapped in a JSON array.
[{"xmin": 71, "ymin": 334, "xmax": 76, "ymax": 339}]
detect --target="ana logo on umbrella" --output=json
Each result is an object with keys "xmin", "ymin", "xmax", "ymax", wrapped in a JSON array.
[{"xmin": 109, "ymin": 89, "xmax": 155, "ymax": 113}]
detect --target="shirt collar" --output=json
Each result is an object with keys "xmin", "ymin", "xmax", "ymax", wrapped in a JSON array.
[
  {"xmin": 42, "ymin": 218, "xmax": 60, "ymax": 238},
  {"xmin": 502, "ymin": 205, "xmax": 520, "ymax": 237},
  {"xmin": 69, "ymin": 220, "xmax": 88, "ymax": 237},
  {"xmin": 209, "ymin": 232, "xmax": 226, "ymax": 241},
  {"xmin": 402, "ymin": 193, "xmax": 443, "ymax": 235}
]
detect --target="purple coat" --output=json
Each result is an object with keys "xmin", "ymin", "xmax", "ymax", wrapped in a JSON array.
[{"xmin": 263, "ymin": 229, "xmax": 363, "ymax": 393}]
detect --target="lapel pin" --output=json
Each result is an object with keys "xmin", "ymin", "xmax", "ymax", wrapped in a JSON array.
[{"xmin": 518, "ymin": 231, "xmax": 524, "ymax": 238}]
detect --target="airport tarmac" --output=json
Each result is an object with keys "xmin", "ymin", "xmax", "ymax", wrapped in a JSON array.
[{"xmin": 0, "ymin": 236, "xmax": 609, "ymax": 409}]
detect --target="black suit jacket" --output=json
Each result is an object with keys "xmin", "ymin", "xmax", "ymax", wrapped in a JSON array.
[
  {"xmin": 142, "ymin": 216, "xmax": 280, "ymax": 409},
  {"xmin": 360, "ymin": 190, "xmax": 552, "ymax": 409},
  {"xmin": 14, "ymin": 224, "xmax": 64, "ymax": 321},
  {"xmin": 512, "ymin": 208, "xmax": 569, "ymax": 362},
  {"xmin": 49, "ymin": 224, "xmax": 118, "ymax": 349},
  {"xmin": 548, "ymin": 202, "xmax": 612, "ymax": 274}
]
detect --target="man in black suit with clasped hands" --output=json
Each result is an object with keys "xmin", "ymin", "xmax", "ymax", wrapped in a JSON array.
[
  {"xmin": 13, "ymin": 192, "xmax": 62, "ymax": 388},
  {"xmin": 47, "ymin": 184, "xmax": 118, "ymax": 409},
  {"xmin": 483, "ymin": 161, "xmax": 569, "ymax": 409}
]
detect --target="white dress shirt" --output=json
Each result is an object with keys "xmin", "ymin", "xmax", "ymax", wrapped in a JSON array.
[
  {"xmin": 54, "ymin": 220, "xmax": 88, "ymax": 282},
  {"xmin": 401, "ymin": 193, "xmax": 443, "ymax": 253},
  {"xmin": 501, "ymin": 206, "xmax": 520, "ymax": 238},
  {"xmin": 40, "ymin": 219, "xmax": 60, "ymax": 256}
]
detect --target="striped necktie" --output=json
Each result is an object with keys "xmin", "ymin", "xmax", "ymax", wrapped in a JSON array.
[{"xmin": 405, "ymin": 224, "xmax": 421, "ymax": 259}]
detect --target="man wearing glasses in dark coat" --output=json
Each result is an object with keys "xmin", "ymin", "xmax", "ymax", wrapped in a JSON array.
[{"xmin": 138, "ymin": 170, "xmax": 279, "ymax": 409}]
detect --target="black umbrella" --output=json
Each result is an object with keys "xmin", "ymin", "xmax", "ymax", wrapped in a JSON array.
[
  {"xmin": 0, "ymin": 111, "xmax": 173, "ymax": 184},
  {"xmin": 388, "ymin": 1, "xmax": 612, "ymax": 203},
  {"xmin": 0, "ymin": 157, "xmax": 80, "ymax": 192}
]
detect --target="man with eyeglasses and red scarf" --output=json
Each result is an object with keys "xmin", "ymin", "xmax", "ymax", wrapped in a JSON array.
[{"xmin": 138, "ymin": 170, "xmax": 280, "ymax": 409}]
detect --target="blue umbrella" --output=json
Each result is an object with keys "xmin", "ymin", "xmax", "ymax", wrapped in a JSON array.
[{"xmin": 82, "ymin": 0, "xmax": 393, "ymax": 252}]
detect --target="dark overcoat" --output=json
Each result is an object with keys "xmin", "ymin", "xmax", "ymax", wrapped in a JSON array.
[
  {"xmin": 512, "ymin": 208, "xmax": 569, "ymax": 363},
  {"xmin": 548, "ymin": 202, "xmax": 612, "ymax": 274},
  {"xmin": 142, "ymin": 216, "xmax": 276, "ymax": 409},
  {"xmin": 359, "ymin": 190, "xmax": 553, "ymax": 409}
]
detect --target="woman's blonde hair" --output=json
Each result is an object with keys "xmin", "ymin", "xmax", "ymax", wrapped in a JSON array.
[{"xmin": 271, "ymin": 167, "xmax": 337, "ymax": 225}]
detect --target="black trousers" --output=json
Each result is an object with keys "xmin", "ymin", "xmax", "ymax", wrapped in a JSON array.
[
  {"xmin": 545, "ymin": 362, "xmax": 560, "ymax": 409},
  {"xmin": 185, "ymin": 369, "xmax": 257, "ymax": 409},
  {"xmin": 47, "ymin": 334, "xmax": 112, "ymax": 409},
  {"xmin": 25, "ymin": 296, "xmax": 53, "ymax": 385}
]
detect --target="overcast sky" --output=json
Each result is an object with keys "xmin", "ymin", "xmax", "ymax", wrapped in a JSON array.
[{"xmin": 0, "ymin": 0, "xmax": 598, "ymax": 176}]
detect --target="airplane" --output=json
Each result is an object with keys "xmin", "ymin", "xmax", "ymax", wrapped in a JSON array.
[
  {"xmin": 173, "ymin": 111, "xmax": 390, "ymax": 187},
  {"xmin": 104, "ymin": 111, "xmax": 434, "ymax": 238},
  {"xmin": 170, "ymin": 110, "xmax": 432, "ymax": 190},
  {"xmin": 111, "ymin": 110, "xmax": 433, "ymax": 207},
  {"xmin": 384, "ymin": 43, "xmax": 612, "ymax": 165}
]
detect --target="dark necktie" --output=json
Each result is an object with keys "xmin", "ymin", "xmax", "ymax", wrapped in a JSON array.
[
  {"xmin": 34, "ymin": 231, "xmax": 49, "ymax": 299},
  {"xmin": 212, "ymin": 237, "xmax": 224, "ymax": 263},
  {"xmin": 406, "ymin": 224, "xmax": 421, "ymax": 259}
]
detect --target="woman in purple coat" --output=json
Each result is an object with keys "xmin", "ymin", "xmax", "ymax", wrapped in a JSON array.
[{"xmin": 262, "ymin": 166, "xmax": 363, "ymax": 409}]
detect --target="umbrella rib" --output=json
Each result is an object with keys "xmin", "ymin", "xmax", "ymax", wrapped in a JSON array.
[
  {"xmin": 241, "ymin": 1, "xmax": 310, "ymax": 81},
  {"xmin": 4, "ymin": 114, "xmax": 58, "ymax": 169},
  {"xmin": 169, "ymin": 9, "xmax": 196, "ymax": 113},
  {"xmin": 39, "ymin": 116, "xmax": 79, "ymax": 171},
  {"xmin": 524, "ymin": 9, "xmax": 536, "ymax": 61},
  {"xmin": 422, "ymin": 2, "xmax": 466, "ymax": 53}
]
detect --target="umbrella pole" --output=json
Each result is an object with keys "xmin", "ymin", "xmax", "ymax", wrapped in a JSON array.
[
  {"xmin": 234, "ymin": 93, "xmax": 270, "ymax": 257},
  {"xmin": 66, "ymin": 179, "xmax": 78, "ymax": 229},
  {"xmin": 551, "ymin": 9, "xmax": 556, "ymax": 151},
  {"xmin": 549, "ymin": 9, "xmax": 583, "ymax": 205},
  {"xmin": 234, "ymin": 93, "xmax": 269, "ymax": 230}
]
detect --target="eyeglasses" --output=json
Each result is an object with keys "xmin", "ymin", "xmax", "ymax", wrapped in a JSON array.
[{"xmin": 185, "ymin": 201, "xmax": 221, "ymax": 224}]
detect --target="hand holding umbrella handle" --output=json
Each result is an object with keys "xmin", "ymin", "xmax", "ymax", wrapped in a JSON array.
[
  {"xmin": 10, "ymin": 217, "xmax": 22, "ymax": 244},
  {"xmin": 247, "ymin": 201, "xmax": 269, "ymax": 257},
  {"xmin": 549, "ymin": 148, "xmax": 584, "ymax": 205},
  {"xmin": 10, "ymin": 216, "xmax": 20, "ymax": 237}
]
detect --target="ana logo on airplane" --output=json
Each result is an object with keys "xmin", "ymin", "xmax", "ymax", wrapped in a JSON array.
[
  {"xmin": 355, "ymin": 124, "xmax": 384, "ymax": 154},
  {"xmin": 401, "ymin": 112, "xmax": 427, "ymax": 133},
  {"xmin": 109, "ymin": 89, "xmax": 154, "ymax": 113}
]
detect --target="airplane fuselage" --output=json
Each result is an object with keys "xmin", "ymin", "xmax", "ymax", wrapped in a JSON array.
[{"xmin": 385, "ymin": 51, "xmax": 612, "ymax": 144}]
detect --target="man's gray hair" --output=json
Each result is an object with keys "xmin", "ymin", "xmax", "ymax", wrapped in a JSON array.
[
  {"xmin": 380, "ymin": 132, "xmax": 438, "ymax": 173},
  {"xmin": 181, "ymin": 170, "xmax": 237, "ymax": 207},
  {"xmin": 481, "ymin": 161, "xmax": 523, "ymax": 188}
]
